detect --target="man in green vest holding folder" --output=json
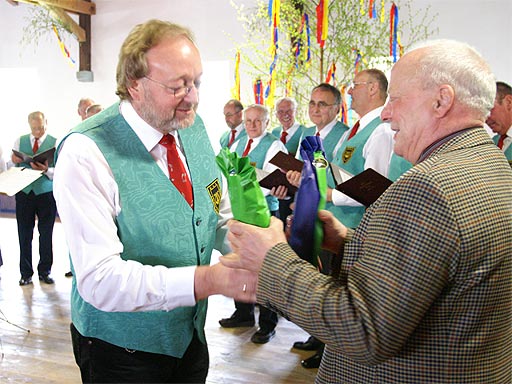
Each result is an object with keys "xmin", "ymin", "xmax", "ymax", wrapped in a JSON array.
[
  {"xmin": 12, "ymin": 111, "xmax": 57, "ymax": 287},
  {"xmin": 53, "ymin": 20, "xmax": 254, "ymax": 383}
]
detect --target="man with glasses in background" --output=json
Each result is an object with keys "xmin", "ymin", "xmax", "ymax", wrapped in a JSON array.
[
  {"xmin": 53, "ymin": 19, "xmax": 255, "ymax": 383},
  {"xmin": 290, "ymin": 83, "xmax": 349, "ymax": 368},
  {"xmin": 220, "ymin": 99, "xmax": 246, "ymax": 150}
]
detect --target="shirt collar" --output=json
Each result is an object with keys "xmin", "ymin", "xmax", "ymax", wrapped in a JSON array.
[
  {"xmin": 31, "ymin": 133, "xmax": 47, "ymax": 143},
  {"xmin": 359, "ymin": 106, "xmax": 384, "ymax": 130},
  {"xmin": 282, "ymin": 122, "xmax": 300, "ymax": 136},
  {"xmin": 316, "ymin": 118, "xmax": 338, "ymax": 138}
]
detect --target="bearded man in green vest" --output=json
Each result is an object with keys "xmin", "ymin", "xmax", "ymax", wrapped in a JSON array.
[{"xmin": 53, "ymin": 20, "xmax": 255, "ymax": 384}]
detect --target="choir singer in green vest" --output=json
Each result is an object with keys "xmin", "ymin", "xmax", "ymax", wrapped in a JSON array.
[{"xmin": 53, "ymin": 20, "xmax": 255, "ymax": 384}]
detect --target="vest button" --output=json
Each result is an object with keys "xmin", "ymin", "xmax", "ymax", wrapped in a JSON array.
[
  {"xmin": 196, "ymin": 219, "xmax": 202, "ymax": 226},
  {"xmin": 200, "ymin": 246, "xmax": 205, "ymax": 253}
]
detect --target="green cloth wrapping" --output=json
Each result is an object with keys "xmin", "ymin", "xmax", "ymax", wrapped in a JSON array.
[
  {"xmin": 312, "ymin": 150, "xmax": 327, "ymax": 266},
  {"xmin": 216, "ymin": 148, "xmax": 270, "ymax": 228}
]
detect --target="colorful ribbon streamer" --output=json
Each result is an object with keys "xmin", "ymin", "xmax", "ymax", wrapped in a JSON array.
[
  {"xmin": 325, "ymin": 62, "xmax": 336, "ymax": 85},
  {"xmin": 52, "ymin": 25, "xmax": 75, "ymax": 67},
  {"xmin": 340, "ymin": 85, "xmax": 349, "ymax": 125},
  {"xmin": 295, "ymin": 13, "xmax": 312, "ymax": 68},
  {"xmin": 369, "ymin": 0, "xmax": 377, "ymax": 19},
  {"xmin": 390, "ymin": 2, "xmax": 399, "ymax": 62},
  {"xmin": 254, "ymin": 79, "xmax": 264, "ymax": 105},
  {"xmin": 285, "ymin": 65, "xmax": 294, "ymax": 96},
  {"xmin": 353, "ymin": 48, "xmax": 363, "ymax": 74},
  {"xmin": 265, "ymin": 54, "xmax": 278, "ymax": 107},
  {"xmin": 380, "ymin": 0, "xmax": 386, "ymax": 23},
  {"xmin": 316, "ymin": 0, "xmax": 328, "ymax": 48},
  {"xmin": 231, "ymin": 51, "xmax": 241, "ymax": 100}
]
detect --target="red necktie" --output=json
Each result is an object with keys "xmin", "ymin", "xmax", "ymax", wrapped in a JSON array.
[
  {"xmin": 280, "ymin": 131, "xmax": 288, "ymax": 144},
  {"xmin": 228, "ymin": 129, "xmax": 237, "ymax": 147},
  {"xmin": 159, "ymin": 134, "xmax": 193, "ymax": 208},
  {"xmin": 242, "ymin": 139, "xmax": 253, "ymax": 157},
  {"xmin": 32, "ymin": 138, "xmax": 39, "ymax": 153},
  {"xmin": 497, "ymin": 134, "xmax": 507, "ymax": 149},
  {"xmin": 315, "ymin": 131, "xmax": 320, "ymax": 137},
  {"xmin": 347, "ymin": 120, "xmax": 360, "ymax": 141}
]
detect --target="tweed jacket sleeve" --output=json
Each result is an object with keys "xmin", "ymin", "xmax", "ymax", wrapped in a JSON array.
[
  {"xmin": 257, "ymin": 129, "xmax": 512, "ymax": 380},
  {"xmin": 258, "ymin": 170, "xmax": 459, "ymax": 364}
]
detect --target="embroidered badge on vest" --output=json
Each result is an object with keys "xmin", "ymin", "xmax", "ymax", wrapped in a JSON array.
[
  {"xmin": 207, "ymin": 179, "xmax": 221, "ymax": 214},
  {"xmin": 342, "ymin": 147, "xmax": 355, "ymax": 163}
]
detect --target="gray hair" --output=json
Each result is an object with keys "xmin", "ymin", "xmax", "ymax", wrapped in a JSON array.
[
  {"xmin": 245, "ymin": 104, "xmax": 270, "ymax": 122},
  {"xmin": 275, "ymin": 97, "xmax": 298, "ymax": 111},
  {"xmin": 409, "ymin": 39, "xmax": 495, "ymax": 117}
]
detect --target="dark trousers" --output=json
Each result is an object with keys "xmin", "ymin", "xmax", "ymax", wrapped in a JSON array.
[
  {"xmin": 235, "ymin": 301, "xmax": 278, "ymax": 331},
  {"xmin": 15, "ymin": 191, "xmax": 57, "ymax": 278},
  {"xmin": 70, "ymin": 323, "xmax": 209, "ymax": 383},
  {"xmin": 232, "ymin": 208, "xmax": 280, "ymax": 331}
]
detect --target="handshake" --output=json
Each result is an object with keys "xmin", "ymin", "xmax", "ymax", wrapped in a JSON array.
[{"xmin": 195, "ymin": 211, "xmax": 348, "ymax": 304}]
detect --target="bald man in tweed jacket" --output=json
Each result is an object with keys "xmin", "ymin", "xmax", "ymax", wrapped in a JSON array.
[{"xmin": 224, "ymin": 40, "xmax": 512, "ymax": 384}]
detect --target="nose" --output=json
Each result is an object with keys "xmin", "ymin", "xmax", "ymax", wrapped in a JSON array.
[
  {"xmin": 381, "ymin": 101, "xmax": 391, "ymax": 122},
  {"xmin": 183, "ymin": 85, "xmax": 199, "ymax": 104}
]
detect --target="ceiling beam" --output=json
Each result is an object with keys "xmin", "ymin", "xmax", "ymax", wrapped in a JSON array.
[
  {"xmin": 7, "ymin": 0, "xmax": 95, "ymax": 15},
  {"xmin": 44, "ymin": 3, "xmax": 86, "ymax": 42}
]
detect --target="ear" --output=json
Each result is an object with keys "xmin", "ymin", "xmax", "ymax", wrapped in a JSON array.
[
  {"xmin": 127, "ymin": 78, "xmax": 143, "ymax": 101},
  {"xmin": 432, "ymin": 84, "xmax": 454, "ymax": 118},
  {"xmin": 503, "ymin": 94, "xmax": 512, "ymax": 111},
  {"xmin": 368, "ymin": 82, "xmax": 379, "ymax": 97}
]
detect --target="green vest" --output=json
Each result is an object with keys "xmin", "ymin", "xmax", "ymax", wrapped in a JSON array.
[
  {"xmin": 235, "ymin": 133, "xmax": 279, "ymax": 212},
  {"xmin": 17, "ymin": 134, "xmax": 56, "ymax": 195},
  {"xmin": 271, "ymin": 124, "xmax": 306, "ymax": 156},
  {"xmin": 388, "ymin": 153, "xmax": 413, "ymax": 181},
  {"xmin": 329, "ymin": 117, "xmax": 381, "ymax": 227},
  {"xmin": 493, "ymin": 134, "xmax": 512, "ymax": 167},
  {"xmin": 220, "ymin": 128, "xmax": 247, "ymax": 149},
  {"xmin": 58, "ymin": 103, "xmax": 222, "ymax": 357},
  {"xmin": 300, "ymin": 121, "xmax": 348, "ymax": 162},
  {"xmin": 300, "ymin": 121, "xmax": 349, "ymax": 223}
]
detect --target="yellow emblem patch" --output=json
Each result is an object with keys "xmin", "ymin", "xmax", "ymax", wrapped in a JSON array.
[
  {"xmin": 342, "ymin": 147, "xmax": 355, "ymax": 163},
  {"xmin": 207, "ymin": 179, "xmax": 221, "ymax": 214}
]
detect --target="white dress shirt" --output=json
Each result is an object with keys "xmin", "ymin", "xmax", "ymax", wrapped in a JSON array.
[
  {"xmin": 53, "ymin": 101, "xmax": 232, "ymax": 313},
  {"xmin": 232, "ymin": 131, "xmax": 288, "ymax": 195},
  {"xmin": 331, "ymin": 107, "xmax": 395, "ymax": 207}
]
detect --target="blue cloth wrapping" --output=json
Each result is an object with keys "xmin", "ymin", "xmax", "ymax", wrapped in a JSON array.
[{"xmin": 289, "ymin": 136, "xmax": 326, "ymax": 264}]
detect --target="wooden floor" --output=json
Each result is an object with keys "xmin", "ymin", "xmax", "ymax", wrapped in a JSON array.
[{"xmin": 0, "ymin": 217, "xmax": 318, "ymax": 383}]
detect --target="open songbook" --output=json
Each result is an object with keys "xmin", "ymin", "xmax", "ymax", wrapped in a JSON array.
[
  {"xmin": 0, "ymin": 167, "xmax": 43, "ymax": 196},
  {"xmin": 12, "ymin": 147, "xmax": 56, "ymax": 164}
]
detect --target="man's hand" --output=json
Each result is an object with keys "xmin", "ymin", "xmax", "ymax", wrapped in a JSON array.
[
  {"xmin": 194, "ymin": 263, "xmax": 258, "ymax": 302},
  {"xmin": 221, "ymin": 217, "xmax": 287, "ymax": 272},
  {"xmin": 318, "ymin": 210, "xmax": 348, "ymax": 253},
  {"xmin": 270, "ymin": 185, "xmax": 288, "ymax": 199},
  {"xmin": 11, "ymin": 153, "xmax": 23, "ymax": 164},
  {"xmin": 286, "ymin": 170, "xmax": 301, "ymax": 187},
  {"xmin": 30, "ymin": 160, "xmax": 49, "ymax": 172}
]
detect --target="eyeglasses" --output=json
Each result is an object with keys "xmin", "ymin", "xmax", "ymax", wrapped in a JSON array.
[
  {"xmin": 224, "ymin": 111, "xmax": 242, "ymax": 118},
  {"xmin": 276, "ymin": 109, "xmax": 294, "ymax": 115},
  {"xmin": 308, "ymin": 101, "xmax": 339, "ymax": 109},
  {"xmin": 144, "ymin": 76, "xmax": 196, "ymax": 98},
  {"xmin": 349, "ymin": 81, "xmax": 373, "ymax": 89}
]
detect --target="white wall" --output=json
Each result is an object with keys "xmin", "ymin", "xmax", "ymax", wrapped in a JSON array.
[{"xmin": 0, "ymin": 0, "xmax": 510, "ymax": 161}]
